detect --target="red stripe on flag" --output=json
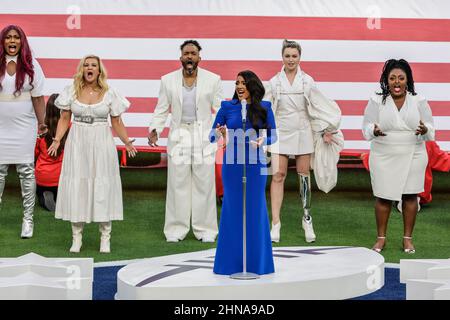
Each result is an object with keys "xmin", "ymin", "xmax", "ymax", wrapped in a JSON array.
[
  {"xmin": 114, "ymin": 127, "xmax": 170, "ymax": 138},
  {"xmin": 342, "ymin": 129, "xmax": 450, "ymax": 140},
  {"xmin": 337, "ymin": 101, "xmax": 450, "ymax": 116},
  {"xmin": 43, "ymin": 95, "xmax": 450, "ymax": 116},
  {"xmin": 38, "ymin": 59, "xmax": 450, "ymax": 83},
  {"xmin": 116, "ymin": 127, "xmax": 450, "ymax": 141},
  {"xmin": 127, "ymin": 98, "xmax": 158, "ymax": 113},
  {"xmin": 3, "ymin": 15, "xmax": 450, "ymax": 41}
]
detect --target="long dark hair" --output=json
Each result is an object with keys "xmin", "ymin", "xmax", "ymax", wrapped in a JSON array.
[
  {"xmin": 232, "ymin": 70, "xmax": 268, "ymax": 130},
  {"xmin": 377, "ymin": 59, "xmax": 416, "ymax": 104},
  {"xmin": 0, "ymin": 25, "xmax": 35, "ymax": 96},
  {"xmin": 45, "ymin": 94, "xmax": 68, "ymax": 156}
]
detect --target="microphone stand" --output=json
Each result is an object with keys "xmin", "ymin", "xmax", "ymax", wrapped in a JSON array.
[{"xmin": 231, "ymin": 100, "xmax": 259, "ymax": 280}]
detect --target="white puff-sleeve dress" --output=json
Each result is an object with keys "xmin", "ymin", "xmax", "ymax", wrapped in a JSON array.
[{"xmin": 54, "ymin": 85, "xmax": 130, "ymax": 223}]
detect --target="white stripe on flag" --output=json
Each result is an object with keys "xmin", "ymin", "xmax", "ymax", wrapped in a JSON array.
[
  {"xmin": 2, "ymin": 0, "xmax": 450, "ymax": 18},
  {"xmin": 29, "ymin": 38, "xmax": 450, "ymax": 63}
]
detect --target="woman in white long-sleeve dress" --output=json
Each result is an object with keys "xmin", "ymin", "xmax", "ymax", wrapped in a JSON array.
[
  {"xmin": 48, "ymin": 55, "xmax": 137, "ymax": 253},
  {"xmin": 265, "ymin": 40, "xmax": 342, "ymax": 243},
  {"xmin": 362, "ymin": 59, "xmax": 434, "ymax": 254}
]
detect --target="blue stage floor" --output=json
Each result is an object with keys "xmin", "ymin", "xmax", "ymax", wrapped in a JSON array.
[{"xmin": 93, "ymin": 266, "xmax": 405, "ymax": 300}]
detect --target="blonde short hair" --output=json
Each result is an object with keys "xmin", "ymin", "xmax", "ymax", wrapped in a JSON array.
[
  {"xmin": 282, "ymin": 39, "xmax": 302, "ymax": 56},
  {"xmin": 73, "ymin": 55, "xmax": 109, "ymax": 98}
]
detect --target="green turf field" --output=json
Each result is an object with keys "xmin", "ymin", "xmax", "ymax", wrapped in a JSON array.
[{"xmin": 0, "ymin": 166, "xmax": 448, "ymax": 263}]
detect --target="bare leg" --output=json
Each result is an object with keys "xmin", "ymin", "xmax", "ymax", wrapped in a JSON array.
[
  {"xmin": 270, "ymin": 154, "xmax": 289, "ymax": 225},
  {"xmin": 372, "ymin": 197, "xmax": 392, "ymax": 250},
  {"xmin": 402, "ymin": 194, "xmax": 418, "ymax": 252}
]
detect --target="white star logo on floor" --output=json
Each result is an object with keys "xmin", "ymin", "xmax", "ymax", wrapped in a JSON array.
[
  {"xmin": 400, "ymin": 258, "xmax": 450, "ymax": 300},
  {"xmin": 0, "ymin": 252, "xmax": 93, "ymax": 300}
]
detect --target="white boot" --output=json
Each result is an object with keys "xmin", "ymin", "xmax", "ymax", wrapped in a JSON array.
[
  {"xmin": 302, "ymin": 216, "xmax": 316, "ymax": 243},
  {"xmin": 99, "ymin": 222, "xmax": 111, "ymax": 253},
  {"xmin": 270, "ymin": 222, "xmax": 281, "ymax": 243},
  {"xmin": 70, "ymin": 222, "xmax": 84, "ymax": 253}
]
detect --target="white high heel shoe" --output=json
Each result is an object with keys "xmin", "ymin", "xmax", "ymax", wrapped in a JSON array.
[
  {"xmin": 270, "ymin": 222, "xmax": 281, "ymax": 243},
  {"xmin": 372, "ymin": 236, "xmax": 386, "ymax": 253},
  {"xmin": 403, "ymin": 236, "xmax": 415, "ymax": 254}
]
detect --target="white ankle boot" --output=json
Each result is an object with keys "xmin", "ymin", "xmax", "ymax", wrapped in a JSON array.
[
  {"xmin": 302, "ymin": 216, "xmax": 316, "ymax": 243},
  {"xmin": 270, "ymin": 222, "xmax": 281, "ymax": 243},
  {"xmin": 99, "ymin": 222, "xmax": 111, "ymax": 253},
  {"xmin": 69, "ymin": 223, "xmax": 84, "ymax": 253}
]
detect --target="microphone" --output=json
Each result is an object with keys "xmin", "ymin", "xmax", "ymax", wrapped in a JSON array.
[{"xmin": 241, "ymin": 99, "xmax": 247, "ymax": 122}]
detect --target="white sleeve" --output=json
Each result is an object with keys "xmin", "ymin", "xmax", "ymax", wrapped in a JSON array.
[
  {"xmin": 54, "ymin": 85, "xmax": 74, "ymax": 111},
  {"xmin": 418, "ymin": 98, "xmax": 435, "ymax": 141},
  {"xmin": 362, "ymin": 98, "xmax": 379, "ymax": 141},
  {"xmin": 150, "ymin": 77, "xmax": 171, "ymax": 135},
  {"xmin": 108, "ymin": 88, "xmax": 130, "ymax": 116},
  {"xmin": 30, "ymin": 59, "xmax": 45, "ymax": 97},
  {"xmin": 211, "ymin": 76, "xmax": 224, "ymax": 114}
]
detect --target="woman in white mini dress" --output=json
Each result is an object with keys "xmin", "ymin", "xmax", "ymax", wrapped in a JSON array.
[
  {"xmin": 265, "ymin": 40, "xmax": 339, "ymax": 243},
  {"xmin": 48, "ymin": 55, "xmax": 137, "ymax": 253}
]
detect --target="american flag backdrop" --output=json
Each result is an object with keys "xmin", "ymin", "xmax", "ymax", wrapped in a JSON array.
[{"xmin": 2, "ymin": 0, "xmax": 450, "ymax": 152}]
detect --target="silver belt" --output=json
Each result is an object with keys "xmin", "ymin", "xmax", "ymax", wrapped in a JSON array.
[{"xmin": 73, "ymin": 116, "xmax": 108, "ymax": 124}]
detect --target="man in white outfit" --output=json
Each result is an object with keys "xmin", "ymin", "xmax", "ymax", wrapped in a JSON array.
[{"xmin": 148, "ymin": 40, "xmax": 222, "ymax": 242}]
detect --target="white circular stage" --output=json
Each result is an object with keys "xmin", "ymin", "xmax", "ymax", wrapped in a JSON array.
[{"xmin": 116, "ymin": 246, "xmax": 384, "ymax": 300}]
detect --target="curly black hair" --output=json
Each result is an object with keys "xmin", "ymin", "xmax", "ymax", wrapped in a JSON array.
[
  {"xmin": 378, "ymin": 59, "xmax": 416, "ymax": 104},
  {"xmin": 180, "ymin": 40, "xmax": 202, "ymax": 52}
]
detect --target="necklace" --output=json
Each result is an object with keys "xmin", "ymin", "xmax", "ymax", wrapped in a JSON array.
[
  {"xmin": 86, "ymin": 87, "xmax": 99, "ymax": 95},
  {"xmin": 182, "ymin": 77, "xmax": 197, "ymax": 89}
]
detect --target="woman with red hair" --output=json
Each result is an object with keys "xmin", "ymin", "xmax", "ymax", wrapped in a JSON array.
[{"xmin": 0, "ymin": 25, "xmax": 46, "ymax": 239}]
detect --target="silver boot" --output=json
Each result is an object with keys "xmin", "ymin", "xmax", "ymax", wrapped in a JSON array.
[
  {"xmin": 0, "ymin": 164, "xmax": 8, "ymax": 206},
  {"xmin": 17, "ymin": 163, "xmax": 36, "ymax": 238},
  {"xmin": 99, "ymin": 222, "xmax": 112, "ymax": 253},
  {"xmin": 299, "ymin": 173, "xmax": 316, "ymax": 243}
]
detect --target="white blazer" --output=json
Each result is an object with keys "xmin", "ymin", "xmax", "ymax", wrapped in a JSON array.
[{"xmin": 151, "ymin": 67, "xmax": 223, "ymax": 156}]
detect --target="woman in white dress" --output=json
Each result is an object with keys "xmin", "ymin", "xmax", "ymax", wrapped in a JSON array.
[
  {"xmin": 265, "ymin": 40, "xmax": 340, "ymax": 243},
  {"xmin": 362, "ymin": 59, "xmax": 434, "ymax": 254},
  {"xmin": 0, "ymin": 25, "xmax": 46, "ymax": 239},
  {"xmin": 48, "ymin": 55, "xmax": 137, "ymax": 253}
]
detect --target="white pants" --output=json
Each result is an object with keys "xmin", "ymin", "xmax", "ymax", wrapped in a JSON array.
[{"xmin": 164, "ymin": 123, "xmax": 218, "ymax": 240}]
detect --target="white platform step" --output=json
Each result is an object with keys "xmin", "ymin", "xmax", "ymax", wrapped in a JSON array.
[
  {"xmin": 0, "ymin": 252, "xmax": 93, "ymax": 300},
  {"xmin": 116, "ymin": 246, "xmax": 384, "ymax": 300},
  {"xmin": 400, "ymin": 258, "xmax": 450, "ymax": 300}
]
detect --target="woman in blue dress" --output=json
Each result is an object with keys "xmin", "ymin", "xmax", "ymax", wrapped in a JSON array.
[{"xmin": 211, "ymin": 70, "xmax": 277, "ymax": 275}]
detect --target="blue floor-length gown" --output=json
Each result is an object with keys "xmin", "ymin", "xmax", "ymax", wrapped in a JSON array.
[{"xmin": 211, "ymin": 99, "xmax": 277, "ymax": 275}]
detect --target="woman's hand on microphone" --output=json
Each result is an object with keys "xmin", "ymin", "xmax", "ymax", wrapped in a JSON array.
[{"xmin": 250, "ymin": 137, "xmax": 264, "ymax": 148}]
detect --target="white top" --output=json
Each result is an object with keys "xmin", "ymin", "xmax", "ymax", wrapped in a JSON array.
[
  {"xmin": 362, "ymin": 93, "xmax": 435, "ymax": 143},
  {"xmin": 0, "ymin": 58, "xmax": 45, "ymax": 164},
  {"xmin": 267, "ymin": 66, "xmax": 314, "ymax": 155},
  {"xmin": 181, "ymin": 85, "xmax": 197, "ymax": 123},
  {"xmin": 55, "ymin": 85, "xmax": 130, "ymax": 117}
]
